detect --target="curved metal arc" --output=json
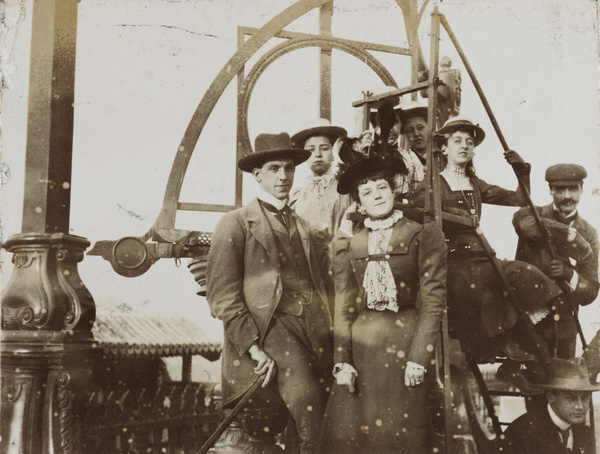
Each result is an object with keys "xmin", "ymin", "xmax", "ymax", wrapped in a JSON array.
[
  {"xmin": 238, "ymin": 36, "xmax": 398, "ymax": 156},
  {"xmin": 153, "ymin": 0, "xmax": 332, "ymax": 231}
]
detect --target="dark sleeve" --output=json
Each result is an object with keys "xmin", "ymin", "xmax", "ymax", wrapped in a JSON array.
[
  {"xmin": 573, "ymin": 223, "xmax": 599, "ymax": 305},
  {"xmin": 502, "ymin": 416, "xmax": 536, "ymax": 454},
  {"xmin": 407, "ymin": 221, "xmax": 447, "ymax": 366},
  {"xmin": 206, "ymin": 212, "xmax": 260, "ymax": 356},
  {"xmin": 331, "ymin": 231, "xmax": 359, "ymax": 365},
  {"xmin": 476, "ymin": 173, "xmax": 530, "ymax": 207}
]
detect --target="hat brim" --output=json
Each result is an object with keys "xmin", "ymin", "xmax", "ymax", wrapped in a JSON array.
[
  {"xmin": 291, "ymin": 126, "xmax": 347, "ymax": 149},
  {"xmin": 337, "ymin": 156, "xmax": 406, "ymax": 195},
  {"xmin": 435, "ymin": 123, "xmax": 485, "ymax": 147},
  {"xmin": 538, "ymin": 383, "xmax": 600, "ymax": 392},
  {"xmin": 238, "ymin": 149, "xmax": 311, "ymax": 173}
]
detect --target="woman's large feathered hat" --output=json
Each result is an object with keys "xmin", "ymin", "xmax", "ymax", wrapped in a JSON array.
[{"xmin": 337, "ymin": 155, "xmax": 406, "ymax": 195}]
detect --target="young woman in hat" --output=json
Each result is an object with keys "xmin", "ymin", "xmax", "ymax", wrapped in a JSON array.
[
  {"xmin": 318, "ymin": 156, "xmax": 447, "ymax": 453},
  {"xmin": 411, "ymin": 116, "xmax": 563, "ymax": 365}
]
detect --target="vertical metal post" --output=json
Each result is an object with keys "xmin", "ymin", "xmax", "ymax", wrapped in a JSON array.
[
  {"xmin": 1, "ymin": 1, "xmax": 99, "ymax": 453},
  {"xmin": 426, "ymin": 7, "xmax": 454, "ymax": 454},
  {"xmin": 21, "ymin": 0, "xmax": 77, "ymax": 233},
  {"xmin": 235, "ymin": 27, "xmax": 246, "ymax": 208},
  {"xmin": 318, "ymin": 1, "xmax": 333, "ymax": 120}
]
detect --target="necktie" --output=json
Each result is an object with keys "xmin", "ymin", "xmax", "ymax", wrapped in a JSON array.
[
  {"xmin": 261, "ymin": 201, "xmax": 290, "ymax": 229},
  {"xmin": 558, "ymin": 427, "xmax": 570, "ymax": 449}
]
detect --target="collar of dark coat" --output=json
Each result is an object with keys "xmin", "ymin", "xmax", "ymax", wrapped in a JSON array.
[{"xmin": 350, "ymin": 217, "xmax": 422, "ymax": 261}]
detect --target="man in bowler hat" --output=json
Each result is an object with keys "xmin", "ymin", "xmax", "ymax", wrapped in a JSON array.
[
  {"xmin": 513, "ymin": 164, "xmax": 599, "ymax": 358},
  {"xmin": 503, "ymin": 357, "xmax": 599, "ymax": 453},
  {"xmin": 206, "ymin": 132, "xmax": 333, "ymax": 454}
]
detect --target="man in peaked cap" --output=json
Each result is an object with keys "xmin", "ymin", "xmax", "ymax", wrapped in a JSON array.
[
  {"xmin": 206, "ymin": 132, "xmax": 333, "ymax": 454},
  {"xmin": 503, "ymin": 357, "xmax": 599, "ymax": 453},
  {"xmin": 513, "ymin": 164, "xmax": 599, "ymax": 358}
]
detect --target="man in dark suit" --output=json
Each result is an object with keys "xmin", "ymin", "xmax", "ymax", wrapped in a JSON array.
[
  {"xmin": 503, "ymin": 357, "xmax": 599, "ymax": 453},
  {"xmin": 513, "ymin": 164, "xmax": 599, "ymax": 358},
  {"xmin": 206, "ymin": 132, "xmax": 333, "ymax": 454}
]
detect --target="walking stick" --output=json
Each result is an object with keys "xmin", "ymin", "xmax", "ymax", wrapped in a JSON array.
[
  {"xmin": 439, "ymin": 13, "xmax": 588, "ymax": 349},
  {"xmin": 197, "ymin": 374, "xmax": 265, "ymax": 454}
]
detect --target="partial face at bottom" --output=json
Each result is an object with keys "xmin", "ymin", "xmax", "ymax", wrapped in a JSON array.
[{"xmin": 547, "ymin": 390, "xmax": 591, "ymax": 425}]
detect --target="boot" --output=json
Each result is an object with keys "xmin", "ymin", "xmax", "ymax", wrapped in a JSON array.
[
  {"xmin": 496, "ymin": 362, "xmax": 543, "ymax": 395},
  {"xmin": 492, "ymin": 332, "xmax": 535, "ymax": 362}
]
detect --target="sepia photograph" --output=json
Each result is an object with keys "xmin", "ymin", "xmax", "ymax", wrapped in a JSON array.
[{"xmin": 1, "ymin": 0, "xmax": 599, "ymax": 452}]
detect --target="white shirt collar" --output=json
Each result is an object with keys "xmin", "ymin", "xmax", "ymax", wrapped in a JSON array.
[
  {"xmin": 553, "ymin": 204, "xmax": 577, "ymax": 219},
  {"xmin": 256, "ymin": 188, "xmax": 287, "ymax": 211},
  {"xmin": 548, "ymin": 403, "xmax": 571, "ymax": 431}
]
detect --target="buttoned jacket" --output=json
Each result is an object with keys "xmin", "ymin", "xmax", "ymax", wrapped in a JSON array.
[
  {"xmin": 206, "ymin": 198, "xmax": 332, "ymax": 406},
  {"xmin": 513, "ymin": 204, "xmax": 599, "ymax": 337},
  {"xmin": 331, "ymin": 217, "xmax": 447, "ymax": 367},
  {"xmin": 503, "ymin": 406, "xmax": 594, "ymax": 454}
]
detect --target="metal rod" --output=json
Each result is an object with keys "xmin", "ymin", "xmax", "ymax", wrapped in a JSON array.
[
  {"xmin": 196, "ymin": 374, "xmax": 265, "ymax": 454},
  {"xmin": 352, "ymin": 82, "xmax": 429, "ymax": 107},
  {"xmin": 467, "ymin": 357, "xmax": 503, "ymax": 437},
  {"xmin": 439, "ymin": 13, "xmax": 587, "ymax": 349}
]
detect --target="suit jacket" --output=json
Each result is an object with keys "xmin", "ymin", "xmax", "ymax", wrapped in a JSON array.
[
  {"xmin": 503, "ymin": 406, "xmax": 595, "ymax": 454},
  {"xmin": 331, "ymin": 217, "xmax": 447, "ymax": 367},
  {"xmin": 206, "ymin": 198, "xmax": 333, "ymax": 406},
  {"xmin": 513, "ymin": 204, "xmax": 599, "ymax": 338}
]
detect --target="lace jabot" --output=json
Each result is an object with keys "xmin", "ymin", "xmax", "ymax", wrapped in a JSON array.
[
  {"xmin": 364, "ymin": 209, "xmax": 403, "ymax": 231},
  {"xmin": 362, "ymin": 210, "xmax": 403, "ymax": 313}
]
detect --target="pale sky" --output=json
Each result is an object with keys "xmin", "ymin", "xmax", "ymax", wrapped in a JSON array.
[{"xmin": 1, "ymin": 0, "xmax": 599, "ymax": 344}]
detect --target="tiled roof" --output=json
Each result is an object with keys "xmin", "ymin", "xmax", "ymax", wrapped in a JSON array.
[{"xmin": 92, "ymin": 311, "xmax": 221, "ymax": 360}]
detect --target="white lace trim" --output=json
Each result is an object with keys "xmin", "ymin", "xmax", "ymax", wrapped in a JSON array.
[{"xmin": 364, "ymin": 209, "xmax": 403, "ymax": 230}]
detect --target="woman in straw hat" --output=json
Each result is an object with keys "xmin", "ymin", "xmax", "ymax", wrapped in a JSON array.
[
  {"xmin": 318, "ymin": 155, "xmax": 447, "ymax": 453},
  {"xmin": 410, "ymin": 116, "xmax": 563, "ymax": 371}
]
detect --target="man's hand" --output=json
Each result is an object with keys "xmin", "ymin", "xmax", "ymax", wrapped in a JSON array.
[
  {"xmin": 404, "ymin": 362, "xmax": 426, "ymax": 387},
  {"xmin": 248, "ymin": 343, "xmax": 277, "ymax": 388},
  {"xmin": 504, "ymin": 150, "xmax": 528, "ymax": 172},
  {"xmin": 358, "ymin": 130, "xmax": 373, "ymax": 153},
  {"xmin": 548, "ymin": 259, "xmax": 574, "ymax": 281},
  {"xmin": 519, "ymin": 216, "xmax": 542, "ymax": 240}
]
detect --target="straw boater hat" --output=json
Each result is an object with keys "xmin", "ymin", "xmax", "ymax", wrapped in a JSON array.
[
  {"xmin": 337, "ymin": 155, "xmax": 407, "ymax": 195},
  {"xmin": 434, "ymin": 115, "xmax": 486, "ymax": 147},
  {"xmin": 538, "ymin": 357, "xmax": 600, "ymax": 392},
  {"xmin": 291, "ymin": 119, "xmax": 347, "ymax": 149},
  {"xmin": 238, "ymin": 132, "xmax": 311, "ymax": 173},
  {"xmin": 545, "ymin": 164, "xmax": 587, "ymax": 187}
]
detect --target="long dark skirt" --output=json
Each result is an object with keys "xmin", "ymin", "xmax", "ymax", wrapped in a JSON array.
[
  {"xmin": 448, "ymin": 256, "xmax": 561, "ymax": 342},
  {"xmin": 318, "ymin": 307, "xmax": 429, "ymax": 454}
]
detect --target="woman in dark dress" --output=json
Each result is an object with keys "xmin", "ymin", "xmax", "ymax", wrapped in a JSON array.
[
  {"xmin": 318, "ymin": 156, "xmax": 447, "ymax": 454},
  {"xmin": 411, "ymin": 116, "xmax": 562, "ymax": 362}
]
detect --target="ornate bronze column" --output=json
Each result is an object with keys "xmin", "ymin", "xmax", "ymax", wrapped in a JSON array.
[{"xmin": 1, "ymin": 1, "xmax": 99, "ymax": 452}]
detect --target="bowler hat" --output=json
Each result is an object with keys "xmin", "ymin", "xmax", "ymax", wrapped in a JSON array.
[
  {"xmin": 337, "ymin": 155, "xmax": 406, "ymax": 195},
  {"xmin": 434, "ymin": 116, "xmax": 485, "ymax": 147},
  {"xmin": 291, "ymin": 119, "xmax": 347, "ymax": 149},
  {"xmin": 538, "ymin": 357, "xmax": 600, "ymax": 392},
  {"xmin": 238, "ymin": 133, "xmax": 311, "ymax": 173},
  {"xmin": 545, "ymin": 163, "xmax": 587, "ymax": 186}
]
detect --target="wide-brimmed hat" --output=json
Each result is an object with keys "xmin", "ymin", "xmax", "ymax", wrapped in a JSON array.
[
  {"xmin": 398, "ymin": 100, "xmax": 428, "ymax": 123},
  {"xmin": 434, "ymin": 116, "xmax": 485, "ymax": 147},
  {"xmin": 291, "ymin": 118, "xmax": 347, "ymax": 149},
  {"xmin": 538, "ymin": 357, "xmax": 600, "ymax": 392},
  {"xmin": 238, "ymin": 132, "xmax": 311, "ymax": 173},
  {"xmin": 337, "ymin": 155, "xmax": 406, "ymax": 195},
  {"xmin": 545, "ymin": 163, "xmax": 587, "ymax": 187}
]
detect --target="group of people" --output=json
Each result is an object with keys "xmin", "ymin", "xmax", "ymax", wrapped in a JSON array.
[{"xmin": 204, "ymin": 96, "xmax": 599, "ymax": 453}]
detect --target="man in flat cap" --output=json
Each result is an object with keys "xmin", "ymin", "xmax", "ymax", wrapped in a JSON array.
[
  {"xmin": 503, "ymin": 357, "xmax": 599, "ymax": 454},
  {"xmin": 513, "ymin": 164, "xmax": 599, "ymax": 358},
  {"xmin": 206, "ymin": 133, "xmax": 333, "ymax": 454}
]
